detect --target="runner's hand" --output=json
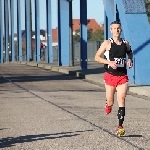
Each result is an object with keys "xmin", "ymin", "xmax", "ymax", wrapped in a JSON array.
[
  {"xmin": 127, "ymin": 59, "xmax": 133, "ymax": 69},
  {"xmin": 108, "ymin": 61, "xmax": 117, "ymax": 69}
]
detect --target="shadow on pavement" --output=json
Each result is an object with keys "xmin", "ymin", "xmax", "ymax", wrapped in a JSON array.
[
  {"xmin": 0, "ymin": 128, "xmax": 8, "ymax": 131},
  {"xmin": 122, "ymin": 135, "xmax": 143, "ymax": 137},
  {"xmin": 73, "ymin": 67, "xmax": 104, "ymax": 75},
  {"xmin": 0, "ymin": 74, "xmax": 81, "ymax": 84},
  {"xmin": 0, "ymin": 67, "xmax": 104, "ymax": 84},
  {"xmin": 0, "ymin": 130, "xmax": 93, "ymax": 148}
]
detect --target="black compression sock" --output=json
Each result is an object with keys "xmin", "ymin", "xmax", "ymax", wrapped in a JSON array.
[{"xmin": 118, "ymin": 107, "xmax": 125, "ymax": 126}]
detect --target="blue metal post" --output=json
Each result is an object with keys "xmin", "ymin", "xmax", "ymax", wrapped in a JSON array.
[
  {"xmin": 4, "ymin": 0, "xmax": 9, "ymax": 62},
  {"xmin": 46, "ymin": 0, "xmax": 53, "ymax": 63},
  {"xmin": 17, "ymin": 0, "xmax": 22, "ymax": 61},
  {"xmin": 35, "ymin": 0, "xmax": 40, "ymax": 62},
  {"xmin": 104, "ymin": 0, "xmax": 115, "ymax": 38},
  {"xmin": 80, "ymin": 0, "xmax": 87, "ymax": 69},
  {"xmin": 115, "ymin": 1, "xmax": 124, "ymax": 38},
  {"xmin": 69, "ymin": 0, "xmax": 74, "ymax": 66},
  {"xmin": 104, "ymin": 12, "xmax": 108, "ymax": 40},
  {"xmin": 104, "ymin": 0, "xmax": 108, "ymax": 40},
  {"xmin": 25, "ymin": 0, "xmax": 31, "ymax": 61},
  {"xmin": 58, "ymin": 0, "xmax": 70, "ymax": 66},
  {"xmin": 10, "ymin": 0, "xmax": 15, "ymax": 62},
  {"xmin": 0, "ymin": 0, "xmax": 4, "ymax": 63},
  {"xmin": 114, "ymin": 0, "xmax": 116, "ymax": 21}
]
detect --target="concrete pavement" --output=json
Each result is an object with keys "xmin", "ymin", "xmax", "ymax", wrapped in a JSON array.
[
  {"xmin": 1, "ymin": 63, "xmax": 150, "ymax": 150},
  {"xmin": 8, "ymin": 61, "xmax": 150, "ymax": 98}
]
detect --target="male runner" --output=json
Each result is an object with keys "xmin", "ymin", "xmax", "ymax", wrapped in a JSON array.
[{"xmin": 95, "ymin": 21, "xmax": 133, "ymax": 136}]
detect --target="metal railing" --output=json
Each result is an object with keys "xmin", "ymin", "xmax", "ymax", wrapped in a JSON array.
[{"xmin": 39, "ymin": 41, "xmax": 103, "ymax": 62}]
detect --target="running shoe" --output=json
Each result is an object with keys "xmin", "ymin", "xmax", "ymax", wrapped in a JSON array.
[
  {"xmin": 105, "ymin": 105, "xmax": 112, "ymax": 114},
  {"xmin": 116, "ymin": 126, "xmax": 125, "ymax": 136}
]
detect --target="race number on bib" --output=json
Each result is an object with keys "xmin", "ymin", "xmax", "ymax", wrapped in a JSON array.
[{"xmin": 114, "ymin": 58, "xmax": 126, "ymax": 67}]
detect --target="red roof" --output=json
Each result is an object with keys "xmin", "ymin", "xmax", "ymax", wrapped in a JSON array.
[
  {"xmin": 52, "ymin": 19, "xmax": 103, "ymax": 42},
  {"xmin": 72, "ymin": 19, "xmax": 104, "ymax": 32}
]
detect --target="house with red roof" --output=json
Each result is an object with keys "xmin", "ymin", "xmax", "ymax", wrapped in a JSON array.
[
  {"xmin": 17, "ymin": 19, "xmax": 103, "ymax": 47},
  {"xmin": 50, "ymin": 19, "xmax": 103, "ymax": 46}
]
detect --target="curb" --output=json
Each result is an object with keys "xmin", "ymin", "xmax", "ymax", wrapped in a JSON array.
[{"xmin": 6, "ymin": 61, "xmax": 150, "ymax": 98}]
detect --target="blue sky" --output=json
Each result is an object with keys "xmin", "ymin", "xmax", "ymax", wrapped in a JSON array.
[{"xmin": 13, "ymin": 0, "xmax": 104, "ymax": 32}]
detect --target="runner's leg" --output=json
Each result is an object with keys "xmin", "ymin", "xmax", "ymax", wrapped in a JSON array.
[{"xmin": 116, "ymin": 82, "xmax": 128, "ymax": 135}]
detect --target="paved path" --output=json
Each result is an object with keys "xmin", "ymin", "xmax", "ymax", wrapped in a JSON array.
[
  {"xmin": 0, "ymin": 64, "xmax": 150, "ymax": 150},
  {"xmin": 14, "ymin": 61, "xmax": 150, "ymax": 97}
]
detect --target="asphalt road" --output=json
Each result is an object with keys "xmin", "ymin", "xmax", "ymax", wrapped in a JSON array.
[{"xmin": 0, "ymin": 64, "xmax": 150, "ymax": 150}]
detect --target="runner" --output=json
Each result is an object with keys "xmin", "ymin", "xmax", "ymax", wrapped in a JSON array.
[{"xmin": 95, "ymin": 21, "xmax": 133, "ymax": 136}]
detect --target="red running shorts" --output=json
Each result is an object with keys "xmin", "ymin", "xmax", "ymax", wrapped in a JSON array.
[{"xmin": 104, "ymin": 72, "xmax": 129, "ymax": 87}]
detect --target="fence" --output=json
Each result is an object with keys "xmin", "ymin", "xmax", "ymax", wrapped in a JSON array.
[
  {"xmin": 40, "ymin": 41, "xmax": 103, "ymax": 62},
  {"xmin": 5, "ymin": 41, "xmax": 103, "ymax": 62}
]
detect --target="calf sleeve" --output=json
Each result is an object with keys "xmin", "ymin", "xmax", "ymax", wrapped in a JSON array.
[{"xmin": 117, "ymin": 107, "xmax": 125, "ymax": 126}]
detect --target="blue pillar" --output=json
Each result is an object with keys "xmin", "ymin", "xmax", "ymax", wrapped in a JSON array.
[
  {"xmin": 58, "ymin": 0, "xmax": 70, "ymax": 66},
  {"xmin": 69, "ymin": 0, "xmax": 74, "ymax": 66},
  {"xmin": 104, "ymin": 11, "xmax": 108, "ymax": 40},
  {"xmin": 114, "ymin": 0, "xmax": 116, "ymax": 21},
  {"xmin": 35, "ymin": 0, "xmax": 40, "ymax": 62},
  {"xmin": 4, "ymin": 0, "xmax": 9, "ymax": 62},
  {"xmin": 0, "ymin": 0, "xmax": 4, "ymax": 63},
  {"xmin": 104, "ymin": 0, "xmax": 108, "ymax": 40},
  {"xmin": 80, "ymin": 0, "xmax": 87, "ymax": 69},
  {"xmin": 104, "ymin": 0, "xmax": 114, "ymax": 39},
  {"xmin": 46, "ymin": 0, "xmax": 53, "ymax": 63},
  {"xmin": 17, "ymin": 0, "xmax": 22, "ymax": 61},
  {"xmin": 25, "ymin": 0, "xmax": 31, "ymax": 61},
  {"xmin": 10, "ymin": 0, "xmax": 15, "ymax": 62}
]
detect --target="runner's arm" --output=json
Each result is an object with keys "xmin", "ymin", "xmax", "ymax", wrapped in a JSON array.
[
  {"xmin": 95, "ymin": 40, "xmax": 110, "ymax": 65},
  {"xmin": 125, "ymin": 41, "xmax": 133, "ymax": 68},
  {"xmin": 125, "ymin": 41, "xmax": 133, "ymax": 60}
]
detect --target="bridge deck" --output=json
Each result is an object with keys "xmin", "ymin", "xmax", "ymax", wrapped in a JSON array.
[{"xmin": 0, "ymin": 64, "xmax": 150, "ymax": 150}]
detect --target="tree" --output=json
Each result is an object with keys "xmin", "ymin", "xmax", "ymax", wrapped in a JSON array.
[
  {"xmin": 73, "ymin": 28, "xmax": 104, "ymax": 42},
  {"xmin": 13, "ymin": 40, "xmax": 35, "ymax": 61},
  {"xmin": 87, "ymin": 29, "xmax": 93, "ymax": 40},
  {"xmin": 144, "ymin": 0, "xmax": 150, "ymax": 22},
  {"xmin": 73, "ymin": 29, "xmax": 80, "ymax": 42},
  {"xmin": 89, "ymin": 29, "xmax": 104, "ymax": 41}
]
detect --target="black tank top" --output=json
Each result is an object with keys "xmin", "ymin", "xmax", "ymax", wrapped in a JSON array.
[{"xmin": 104, "ymin": 38, "xmax": 127, "ymax": 76}]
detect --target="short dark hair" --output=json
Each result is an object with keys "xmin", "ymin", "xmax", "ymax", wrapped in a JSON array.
[
  {"xmin": 110, "ymin": 21, "xmax": 121, "ymax": 29},
  {"xmin": 110, "ymin": 21, "xmax": 121, "ymax": 25}
]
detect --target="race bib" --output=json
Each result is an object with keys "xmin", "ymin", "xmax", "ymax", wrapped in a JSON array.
[{"xmin": 114, "ymin": 58, "xmax": 126, "ymax": 67}]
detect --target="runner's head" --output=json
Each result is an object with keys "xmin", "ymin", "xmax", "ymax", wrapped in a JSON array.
[{"xmin": 110, "ymin": 21, "xmax": 122, "ymax": 38}]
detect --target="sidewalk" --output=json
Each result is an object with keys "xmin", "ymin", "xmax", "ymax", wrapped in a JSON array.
[{"xmin": 9, "ymin": 61, "xmax": 150, "ymax": 98}]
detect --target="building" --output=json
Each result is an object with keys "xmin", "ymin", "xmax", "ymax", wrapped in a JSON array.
[
  {"xmin": 72, "ymin": 19, "xmax": 104, "ymax": 34},
  {"xmin": 14, "ymin": 19, "xmax": 103, "ymax": 47},
  {"xmin": 51, "ymin": 19, "xmax": 104, "ymax": 46}
]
